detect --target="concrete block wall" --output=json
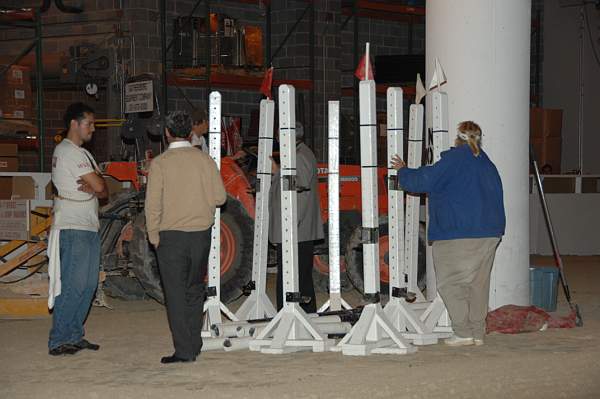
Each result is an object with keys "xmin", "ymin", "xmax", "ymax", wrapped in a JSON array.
[
  {"xmin": 0, "ymin": 1, "xmax": 542, "ymax": 169},
  {"xmin": 0, "ymin": 1, "xmax": 122, "ymax": 171}
]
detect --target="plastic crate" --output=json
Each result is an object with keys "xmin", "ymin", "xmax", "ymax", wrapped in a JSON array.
[{"xmin": 529, "ymin": 266, "xmax": 559, "ymax": 312}]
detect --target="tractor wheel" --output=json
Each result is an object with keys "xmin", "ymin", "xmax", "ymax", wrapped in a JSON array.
[
  {"xmin": 129, "ymin": 213, "xmax": 164, "ymax": 303},
  {"xmin": 312, "ymin": 212, "xmax": 362, "ymax": 293},
  {"xmin": 218, "ymin": 197, "xmax": 254, "ymax": 303},
  {"xmin": 345, "ymin": 218, "xmax": 427, "ymax": 296},
  {"xmin": 128, "ymin": 195, "xmax": 253, "ymax": 304}
]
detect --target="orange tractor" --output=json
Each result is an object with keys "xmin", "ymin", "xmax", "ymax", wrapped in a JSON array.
[{"xmin": 99, "ymin": 155, "xmax": 425, "ymax": 304}]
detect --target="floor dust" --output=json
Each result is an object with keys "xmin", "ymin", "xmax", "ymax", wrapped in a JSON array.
[{"xmin": 1, "ymin": 256, "xmax": 599, "ymax": 399}]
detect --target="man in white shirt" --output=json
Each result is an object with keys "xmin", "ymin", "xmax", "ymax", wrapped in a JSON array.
[
  {"xmin": 48, "ymin": 102, "xmax": 108, "ymax": 356},
  {"xmin": 190, "ymin": 108, "xmax": 209, "ymax": 153}
]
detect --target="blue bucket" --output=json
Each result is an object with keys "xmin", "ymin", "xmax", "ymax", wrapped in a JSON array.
[{"xmin": 529, "ymin": 266, "xmax": 559, "ymax": 312}]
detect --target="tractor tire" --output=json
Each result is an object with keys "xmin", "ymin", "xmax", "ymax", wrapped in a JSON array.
[
  {"xmin": 128, "ymin": 195, "xmax": 253, "ymax": 304},
  {"xmin": 129, "ymin": 213, "xmax": 164, "ymax": 303},
  {"xmin": 312, "ymin": 212, "xmax": 362, "ymax": 293},
  {"xmin": 345, "ymin": 218, "xmax": 427, "ymax": 296}
]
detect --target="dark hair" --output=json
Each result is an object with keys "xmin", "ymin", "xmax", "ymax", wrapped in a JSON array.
[
  {"xmin": 165, "ymin": 110, "xmax": 192, "ymax": 138},
  {"xmin": 63, "ymin": 102, "xmax": 95, "ymax": 130},
  {"xmin": 191, "ymin": 108, "xmax": 208, "ymax": 124}
]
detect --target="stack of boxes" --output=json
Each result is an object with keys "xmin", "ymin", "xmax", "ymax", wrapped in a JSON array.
[
  {"xmin": 0, "ymin": 143, "xmax": 19, "ymax": 200},
  {"xmin": 0, "ymin": 65, "xmax": 34, "ymax": 120},
  {"xmin": 530, "ymin": 107, "xmax": 563, "ymax": 174}
]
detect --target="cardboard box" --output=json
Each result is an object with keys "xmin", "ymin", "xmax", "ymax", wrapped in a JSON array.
[
  {"xmin": 0, "ymin": 200, "xmax": 30, "ymax": 240},
  {"xmin": 0, "ymin": 157, "xmax": 18, "ymax": 172},
  {"xmin": 0, "ymin": 176, "xmax": 12, "ymax": 199},
  {"xmin": 531, "ymin": 136, "xmax": 561, "ymax": 174},
  {"xmin": 0, "ymin": 86, "xmax": 33, "ymax": 108},
  {"xmin": 0, "ymin": 143, "xmax": 18, "ymax": 157},
  {"xmin": 0, "ymin": 106, "xmax": 33, "ymax": 120},
  {"xmin": 244, "ymin": 25, "xmax": 263, "ymax": 66},
  {"xmin": 0, "ymin": 176, "xmax": 42, "ymax": 200},
  {"xmin": 530, "ymin": 108, "xmax": 563, "ymax": 139},
  {"xmin": 542, "ymin": 177, "xmax": 575, "ymax": 194},
  {"xmin": 2, "ymin": 65, "xmax": 31, "ymax": 86}
]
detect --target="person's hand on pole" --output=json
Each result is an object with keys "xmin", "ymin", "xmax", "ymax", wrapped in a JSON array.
[{"xmin": 391, "ymin": 154, "xmax": 406, "ymax": 170}]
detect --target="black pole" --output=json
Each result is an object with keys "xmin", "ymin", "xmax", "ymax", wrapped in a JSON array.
[
  {"xmin": 160, "ymin": 0, "xmax": 167, "ymax": 129},
  {"xmin": 309, "ymin": 1, "xmax": 315, "ymax": 151},
  {"xmin": 353, "ymin": 0, "xmax": 359, "ymax": 163},
  {"xmin": 265, "ymin": 1, "xmax": 271, "ymax": 67},
  {"xmin": 35, "ymin": 9, "xmax": 44, "ymax": 172},
  {"xmin": 206, "ymin": 0, "xmax": 211, "ymax": 97}
]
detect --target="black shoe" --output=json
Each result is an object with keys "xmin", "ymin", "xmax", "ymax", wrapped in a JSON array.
[
  {"xmin": 160, "ymin": 354, "xmax": 196, "ymax": 364},
  {"xmin": 49, "ymin": 344, "xmax": 81, "ymax": 356},
  {"xmin": 74, "ymin": 339, "xmax": 100, "ymax": 351}
]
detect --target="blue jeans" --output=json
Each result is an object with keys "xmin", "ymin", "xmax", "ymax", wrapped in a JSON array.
[{"xmin": 48, "ymin": 229, "xmax": 100, "ymax": 349}]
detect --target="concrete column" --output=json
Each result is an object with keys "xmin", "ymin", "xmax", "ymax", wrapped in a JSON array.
[{"xmin": 426, "ymin": 0, "xmax": 531, "ymax": 309}]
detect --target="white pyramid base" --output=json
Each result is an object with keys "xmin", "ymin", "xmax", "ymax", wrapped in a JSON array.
[
  {"xmin": 318, "ymin": 294, "xmax": 353, "ymax": 313},
  {"xmin": 234, "ymin": 291, "xmax": 277, "ymax": 321},
  {"xmin": 334, "ymin": 303, "xmax": 417, "ymax": 356},
  {"xmin": 249, "ymin": 303, "xmax": 334, "ymax": 354},
  {"xmin": 384, "ymin": 297, "xmax": 438, "ymax": 345},
  {"xmin": 202, "ymin": 297, "xmax": 239, "ymax": 337},
  {"xmin": 406, "ymin": 295, "xmax": 453, "ymax": 338}
]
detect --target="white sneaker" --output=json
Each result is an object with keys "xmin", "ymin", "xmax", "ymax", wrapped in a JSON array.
[
  {"xmin": 473, "ymin": 339, "xmax": 484, "ymax": 346},
  {"xmin": 444, "ymin": 335, "xmax": 474, "ymax": 347}
]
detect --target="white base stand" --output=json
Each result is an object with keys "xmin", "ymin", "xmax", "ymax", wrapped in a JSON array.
[
  {"xmin": 202, "ymin": 297, "xmax": 239, "ymax": 338},
  {"xmin": 249, "ymin": 303, "xmax": 334, "ymax": 353},
  {"xmin": 383, "ymin": 297, "xmax": 438, "ymax": 345},
  {"xmin": 333, "ymin": 303, "xmax": 417, "ymax": 355},
  {"xmin": 418, "ymin": 294, "xmax": 453, "ymax": 335},
  {"xmin": 235, "ymin": 291, "xmax": 277, "ymax": 321},
  {"xmin": 318, "ymin": 294, "xmax": 353, "ymax": 313}
]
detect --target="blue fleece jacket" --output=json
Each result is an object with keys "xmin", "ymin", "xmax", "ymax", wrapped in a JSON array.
[{"xmin": 398, "ymin": 144, "xmax": 506, "ymax": 241}]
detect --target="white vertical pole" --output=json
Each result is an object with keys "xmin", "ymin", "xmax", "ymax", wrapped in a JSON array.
[
  {"xmin": 404, "ymin": 104, "xmax": 425, "ymax": 301},
  {"xmin": 336, "ymin": 79, "xmax": 416, "ymax": 356},
  {"xmin": 235, "ymin": 99, "xmax": 277, "ymax": 320},
  {"xmin": 207, "ymin": 91, "xmax": 222, "ymax": 300},
  {"xmin": 203, "ymin": 92, "xmax": 237, "ymax": 335},
  {"xmin": 386, "ymin": 87, "xmax": 405, "ymax": 297},
  {"xmin": 249, "ymin": 85, "xmax": 332, "ymax": 354},
  {"xmin": 319, "ymin": 101, "xmax": 351, "ymax": 312},
  {"xmin": 360, "ymin": 79, "xmax": 380, "ymax": 296},
  {"xmin": 426, "ymin": 0, "xmax": 531, "ymax": 308}
]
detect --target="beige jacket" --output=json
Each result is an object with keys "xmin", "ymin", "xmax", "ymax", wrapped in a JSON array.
[{"xmin": 145, "ymin": 142, "xmax": 226, "ymax": 246}]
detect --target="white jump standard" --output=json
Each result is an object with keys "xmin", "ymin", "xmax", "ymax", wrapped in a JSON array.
[
  {"xmin": 335, "ymin": 72, "xmax": 416, "ymax": 355},
  {"xmin": 235, "ymin": 99, "xmax": 278, "ymax": 321},
  {"xmin": 202, "ymin": 91, "xmax": 238, "ymax": 337},
  {"xmin": 383, "ymin": 87, "xmax": 438, "ymax": 346},
  {"xmin": 318, "ymin": 100, "xmax": 351, "ymax": 313},
  {"xmin": 249, "ymin": 85, "xmax": 333, "ymax": 354}
]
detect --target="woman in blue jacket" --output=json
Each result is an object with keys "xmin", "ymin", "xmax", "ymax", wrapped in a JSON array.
[{"xmin": 392, "ymin": 121, "xmax": 505, "ymax": 346}]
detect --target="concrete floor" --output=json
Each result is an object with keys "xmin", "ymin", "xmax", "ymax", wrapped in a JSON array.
[{"xmin": 1, "ymin": 255, "xmax": 599, "ymax": 399}]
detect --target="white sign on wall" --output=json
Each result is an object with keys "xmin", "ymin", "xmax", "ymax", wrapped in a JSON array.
[{"xmin": 124, "ymin": 81, "xmax": 154, "ymax": 113}]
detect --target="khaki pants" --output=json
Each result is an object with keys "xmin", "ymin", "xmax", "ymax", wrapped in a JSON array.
[{"xmin": 432, "ymin": 237, "xmax": 500, "ymax": 340}]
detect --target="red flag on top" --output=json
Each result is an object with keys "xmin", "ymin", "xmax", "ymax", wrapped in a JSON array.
[
  {"xmin": 354, "ymin": 54, "xmax": 375, "ymax": 81},
  {"xmin": 260, "ymin": 67, "xmax": 274, "ymax": 99}
]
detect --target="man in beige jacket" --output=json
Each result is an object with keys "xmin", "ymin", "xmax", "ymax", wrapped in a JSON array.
[{"xmin": 145, "ymin": 111, "xmax": 226, "ymax": 364}]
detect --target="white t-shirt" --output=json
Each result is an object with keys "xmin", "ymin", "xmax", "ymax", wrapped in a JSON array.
[
  {"xmin": 190, "ymin": 134, "xmax": 209, "ymax": 153},
  {"xmin": 51, "ymin": 139, "xmax": 100, "ymax": 231}
]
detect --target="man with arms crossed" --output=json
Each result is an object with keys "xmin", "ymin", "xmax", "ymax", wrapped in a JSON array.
[{"xmin": 49, "ymin": 102, "xmax": 108, "ymax": 356}]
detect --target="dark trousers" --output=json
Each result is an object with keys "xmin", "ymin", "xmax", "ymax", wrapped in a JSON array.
[
  {"xmin": 276, "ymin": 241, "xmax": 317, "ymax": 313},
  {"xmin": 156, "ymin": 229, "xmax": 210, "ymax": 360}
]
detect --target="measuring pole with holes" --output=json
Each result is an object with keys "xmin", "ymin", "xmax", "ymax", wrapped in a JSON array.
[
  {"xmin": 235, "ymin": 99, "xmax": 277, "ymax": 320},
  {"xmin": 319, "ymin": 101, "xmax": 352, "ymax": 313},
  {"xmin": 202, "ymin": 91, "xmax": 238, "ymax": 335}
]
